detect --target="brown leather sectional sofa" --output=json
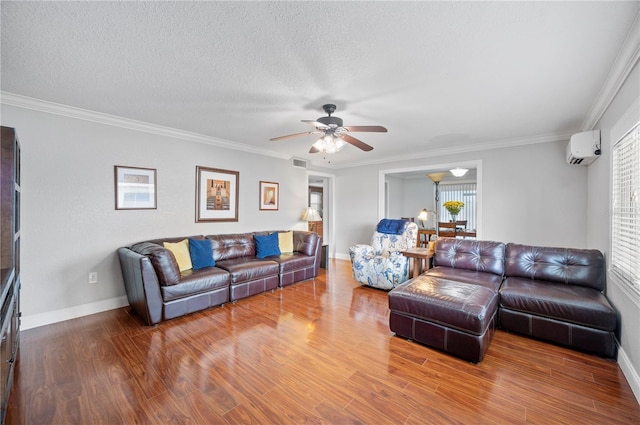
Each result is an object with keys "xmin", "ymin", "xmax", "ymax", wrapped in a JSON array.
[
  {"xmin": 118, "ymin": 231, "xmax": 321, "ymax": 325},
  {"xmin": 388, "ymin": 238, "xmax": 619, "ymax": 362}
]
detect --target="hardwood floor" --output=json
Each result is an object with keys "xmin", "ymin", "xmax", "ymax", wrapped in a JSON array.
[{"xmin": 6, "ymin": 259, "xmax": 640, "ymax": 424}]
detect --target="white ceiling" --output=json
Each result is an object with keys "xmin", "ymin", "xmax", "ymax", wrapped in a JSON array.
[{"xmin": 1, "ymin": 1, "xmax": 638, "ymax": 168}]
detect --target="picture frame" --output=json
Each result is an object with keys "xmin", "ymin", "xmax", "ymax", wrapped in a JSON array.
[
  {"xmin": 259, "ymin": 181, "xmax": 279, "ymax": 211},
  {"xmin": 114, "ymin": 165, "xmax": 157, "ymax": 210},
  {"xmin": 196, "ymin": 166, "xmax": 239, "ymax": 222}
]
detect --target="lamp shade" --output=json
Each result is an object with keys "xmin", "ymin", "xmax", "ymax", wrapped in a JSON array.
[
  {"xmin": 417, "ymin": 209, "xmax": 429, "ymax": 221},
  {"xmin": 301, "ymin": 207, "xmax": 322, "ymax": 221},
  {"xmin": 427, "ymin": 172, "xmax": 447, "ymax": 183}
]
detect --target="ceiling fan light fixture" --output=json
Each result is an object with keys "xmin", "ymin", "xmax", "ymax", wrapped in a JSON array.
[
  {"xmin": 313, "ymin": 134, "xmax": 346, "ymax": 154},
  {"xmin": 450, "ymin": 167, "xmax": 469, "ymax": 177},
  {"xmin": 270, "ymin": 104, "xmax": 383, "ymax": 154}
]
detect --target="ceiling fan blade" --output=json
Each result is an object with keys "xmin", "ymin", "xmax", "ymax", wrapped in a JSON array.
[
  {"xmin": 309, "ymin": 145, "xmax": 320, "ymax": 154},
  {"xmin": 270, "ymin": 131, "xmax": 322, "ymax": 141},
  {"xmin": 302, "ymin": 120, "xmax": 330, "ymax": 130},
  {"xmin": 342, "ymin": 134, "xmax": 374, "ymax": 151},
  {"xmin": 343, "ymin": 125, "xmax": 387, "ymax": 133}
]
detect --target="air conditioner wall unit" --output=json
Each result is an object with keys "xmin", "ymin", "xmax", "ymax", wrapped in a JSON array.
[{"xmin": 566, "ymin": 130, "xmax": 601, "ymax": 165}]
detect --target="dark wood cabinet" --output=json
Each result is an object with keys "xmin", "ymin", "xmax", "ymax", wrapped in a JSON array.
[{"xmin": 0, "ymin": 127, "xmax": 20, "ymax": 424}]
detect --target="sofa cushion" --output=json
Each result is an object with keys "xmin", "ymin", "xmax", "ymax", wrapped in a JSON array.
[
  {"xmin": 499, "ymin": 277, "xmax": 618, "ymax": 331},
  {"xmin": 207, "ymin": 233, "xmax": 255, "ymax": 261},
  {"xmin": 215, "ymin": 257, "xmax": 279, "ymax": 284},
  {"xmin": 163, "ymin": 239, "xmax": 193, "ymax": 272},
  {"xmin": 389, "ymin": 275, "xmax": 499, "ymax": 335},
  {"xmin": 189, "ymin": 238, "xmax": 215, "ymax": 270},
  {"xmin": 505, "ymin": 243, "xmax": 605, "ymax": 291},
  {"xmin": 254, "ymin": 232, "xmax": 281, "ymax": 258},
  {"xmin": 278, "ymin": 231, "xmax": 294, "ymax": 253},
  {"xmin": 424, "ymin": 266, "xmax": 503, "ymax": 292},
  {"xmin": 273, "ymin": 253, "xmax": 316, "ymax": 273},
  {"xmin": 434, "ymin": 239, "xmax": 505, "ymax": 276},
  {"xmin": 129, "ymin": 242, "xmax": 181, "ymax": 286},
  {"xmin": 161, "ymin": 267, "xmax": 230, "ymax": 301}
]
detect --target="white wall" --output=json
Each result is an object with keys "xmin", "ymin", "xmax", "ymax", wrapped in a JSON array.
[
  {"xmin": 403, "ymin": 177, "xmax": 434, "ymax": 224},
  {"xmin": 1, "ymin": 104, "xmax": 318, "ymax": 328},
  {"xmin": 385, "ymin": 175, "xmax": 404, "ymax": 219},
  {"xmin": 589, "ymin": 61, "xmax": 640, "ymax": 400},
  {"xmin": 335, "ymin": 140, "xmax": 589, "ymax": 258}
]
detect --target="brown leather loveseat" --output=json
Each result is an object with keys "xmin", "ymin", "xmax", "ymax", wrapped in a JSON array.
[
  {"xmin": 118, "ymin": 231, "xmax": 321, "ymax": 325},
  {"xmin": 389, "ymin": 238, "xmax": 618, "ymax": 362},
  {"xmin": 499, "ymin": 243, "xmax": 618, "ymax": 358}
]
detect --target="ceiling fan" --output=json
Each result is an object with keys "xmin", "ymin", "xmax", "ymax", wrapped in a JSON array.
[{"xmin": 270, "ymin": 104, "xmax": 387, "ymax": 154}]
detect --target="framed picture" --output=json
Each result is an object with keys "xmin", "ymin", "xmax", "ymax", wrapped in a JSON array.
[
  {"xmin": 114, "ymin": 165, "xmax": 157, "ymax": 210},
  {"xmin": 259, "ymin": 181, "xmax": 279, "ymax": 211},
  {"xmin": 196, "ymin": 166, "xmax": 239, "ymax": 222}
]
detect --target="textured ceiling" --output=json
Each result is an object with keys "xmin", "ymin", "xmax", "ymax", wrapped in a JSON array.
[{"xmin": 1, "ymin": 1, "xmax": 638, "ymax": 167}]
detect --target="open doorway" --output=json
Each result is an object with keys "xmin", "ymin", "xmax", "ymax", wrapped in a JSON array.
[
  {"xmin": 378, "ymin": 160, "xmax": 483, "ymax": 239},
  {"xmin": 308, "ymin": 185, "xmax": 324, "ymax": 240},
  {"xmin": 307, "ymin": 171, "xmax": 335, "ymax": 254}
]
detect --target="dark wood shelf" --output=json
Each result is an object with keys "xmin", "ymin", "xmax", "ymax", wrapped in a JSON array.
[{"xmin": 0, "ymin": 127, "xmax": 20, "ymax": 425}]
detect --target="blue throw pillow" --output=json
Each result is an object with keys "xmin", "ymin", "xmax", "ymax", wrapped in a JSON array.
[
  {"xmin": 254, "ymin": 232, "xmax": 281, "ymax": 258},
  {"xmin": 377, "ymin": 219, "xmax": 408, "ymax": 235},
  {"xmin": 188, "ymin": 238, "xmax": 215, "ymax": 270}
]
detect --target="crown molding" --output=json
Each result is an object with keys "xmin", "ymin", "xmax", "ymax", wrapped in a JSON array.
[
  {"xmin": 325, "ymin": 130, "xmax": 575, "ymax": 169},
  {"xmin": 2, "ymin": 91, "xmax": 574, "ymax": 170},
  {"xmin": 0, "ymin": 92, "xmax": 291, "ymax": 160},
  {"xmin": 582, "ymin": 11, "xmax": 640, "ymax": 131}
]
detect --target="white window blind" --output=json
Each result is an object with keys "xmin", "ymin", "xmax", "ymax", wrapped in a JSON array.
[
  {"xmin": 439, "ymin": 183, "xmax": 477, "ymax": 230},
  {"xmin": 611, "ymin": 123, "xmax": 640, "ymax": 293}
]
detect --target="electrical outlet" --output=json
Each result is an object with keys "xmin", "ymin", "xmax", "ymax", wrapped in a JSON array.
[{"xmin": 89, "ymin": 272, "xmax": 98, "ymax": 284}]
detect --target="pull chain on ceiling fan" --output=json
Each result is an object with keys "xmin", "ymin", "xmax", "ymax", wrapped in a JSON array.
[{"xmin": 270, "ymin": 104, "xmax": 387, "ymax": 154}]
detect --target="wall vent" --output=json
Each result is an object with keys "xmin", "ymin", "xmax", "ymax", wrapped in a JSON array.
[{"xmin": 292, "ymin": 158, "xmax": 307, "ymax": 169}]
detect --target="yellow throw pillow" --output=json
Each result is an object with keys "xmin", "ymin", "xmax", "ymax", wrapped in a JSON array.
[
  {"xmin": 278, "ymin": 231, "xmax": 294, "ymax": 254},
  {"xmin": 163, "ymin": 239, "xmax": 193, "ymax": 272}
]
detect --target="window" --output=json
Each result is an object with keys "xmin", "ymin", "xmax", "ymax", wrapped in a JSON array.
[
  {"xmin": 611, "ymin": 123, "xmax": 640, "ymax": 294},
  {"xmin": 439, "ymin": 182, "xmax": 477, "ymax": 230}
]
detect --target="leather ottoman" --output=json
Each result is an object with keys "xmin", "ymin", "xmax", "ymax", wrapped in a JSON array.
[{"xmin": 388, "ymin": 275, "xmax": 499, "ymax": 363}]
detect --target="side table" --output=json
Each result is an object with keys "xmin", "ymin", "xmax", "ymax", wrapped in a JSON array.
[{"xmin": 400, "ymin": 248, "xmax": 434, "ymax": 278}]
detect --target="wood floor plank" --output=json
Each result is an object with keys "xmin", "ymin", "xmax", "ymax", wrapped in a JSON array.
[{"xmin": 6, "ymin": 259, "xmax": 640, "ymax": 424}]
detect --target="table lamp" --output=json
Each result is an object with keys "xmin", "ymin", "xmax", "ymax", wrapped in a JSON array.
[
  {"xmin": 301, "ymin": 207, "xmax": 322, "ymax": 233},
  {"xmin": 417, "ymin": 208, "xmax": 437, "ymax": 232}
]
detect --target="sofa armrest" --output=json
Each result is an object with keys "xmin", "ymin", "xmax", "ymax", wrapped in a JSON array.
[
  {"xmin": 349, "ymin": 244, "xmax": 375, "ymax": 261},
  {"xmin": 118, "ymin": 247, "xmax": 164, "ymax": 325},
  {"xmin": 292, "ymin": 230, "xmax": 321, "ymax": 276}
]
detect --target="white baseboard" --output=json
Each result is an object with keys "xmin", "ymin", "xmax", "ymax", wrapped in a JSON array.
[
  {"xmin": 335, "ymin": 252, "xmax": 350, "ymax": 261},
  {"xmin": 617, "ymin": 346, "xmax": 640, "ymax": 404},
  {"xmin": 21, "ymin": 296, "xmax": 129, "ymax": 330}
]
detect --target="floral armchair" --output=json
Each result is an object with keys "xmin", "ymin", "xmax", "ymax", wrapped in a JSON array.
[{"xmin": 349, "ymin": 220, "xmax": 418, "ymax": 290}]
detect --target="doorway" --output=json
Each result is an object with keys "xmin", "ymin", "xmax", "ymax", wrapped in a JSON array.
[
  {"xmin": 307, "ymin": 171, "xmax": 335, "ymax": 253},
  {"xmin": 378, "ymin": 160, "xmax": 483, "ymax": 239},
  {"xmin": 308, "ymin": 186, "xmax": 324, "ymax": 240}
]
